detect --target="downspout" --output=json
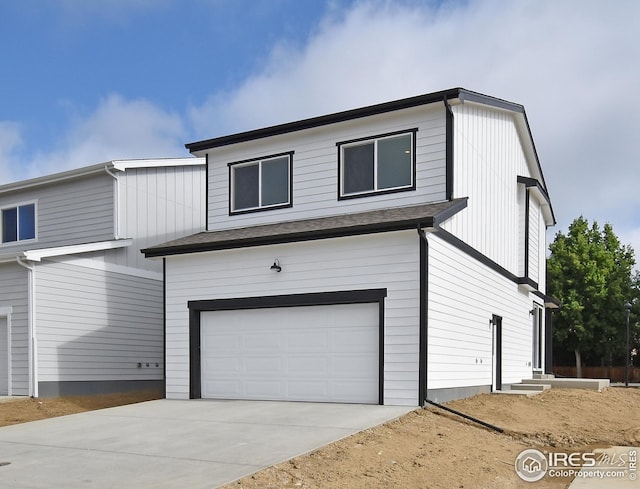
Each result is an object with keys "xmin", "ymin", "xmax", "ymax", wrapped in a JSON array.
[
  {"xmin": 443, "ymin": 96, "xmax": 454, "ymax": 201},
  {"xmin": 16, "ymin": 256, "xmax": 37, "ymax": 397},
  {"xmin": 104, "ymin": 165, "xmax": 121, "ymax": 239},
  {"xmin": 417, "ymin": 227, "xmax": 428, "ymax": 406},
  {"xmin": 418, "ymin": 228, "xmax": 504, "ymax": 434}
]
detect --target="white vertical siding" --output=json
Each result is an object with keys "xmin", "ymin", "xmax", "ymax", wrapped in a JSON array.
[
  {"xmin": 35, "ymin": 261, "xmax": 163, "ymax": 382},
  {"xmin": 117, "ymin": 164, "xmax": 206, "ymax": 271},
  {"xmin": 428, "ymin": 234, "xmax": 534, "ymax": 388},
  {"xmin": 205, "ymin": 105, "xmax": 447, "ymax": 231},
  {"xmin": 528, "ymin": 196, "xmax": 541, "ymax": 284},
  {"xmin": 0, "ymin": 263, "xmax": 29, "ymax": 395},
  {"xmin": 442, "ymin": 103, "xmax": 533, "ymax": 274},
  {"xmin": 165, "ymin": 231, "xmax": 421, "ymax": 406},
  {"xmin": 0, "ymin": 174, "xmax": 114, "ymax": 253}
]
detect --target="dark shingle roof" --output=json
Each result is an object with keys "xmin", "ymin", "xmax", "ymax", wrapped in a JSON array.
[{"xmin": 142, "ymin": 198, "xmax": 467, "ymax": 258}]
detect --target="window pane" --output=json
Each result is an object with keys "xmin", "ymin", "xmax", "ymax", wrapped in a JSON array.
[
  {"xmin": 343, "ymin": 143, "xmax": 374, "ymax": 194},
  {"xmin": 2, "ymin": 208, "xmax": 17, "ymax": 243},
  {"xmin": 18, "ymin": 204, "xmax": 36, "ymax": 240},
  {"xmin": 378, "ymin": 134, "xmax": 412, "ymax": 189},
  {"xmin": 261, "ymin": 157, "xmax": 289, "ymax": 206},
  {"xmin": 233, "ymin": 164, "xmax": 259, "ymax": 211}
]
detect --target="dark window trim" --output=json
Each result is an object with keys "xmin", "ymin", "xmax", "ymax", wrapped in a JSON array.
[
  {"xmin": 228, "ymin": 151, "xmax": 294, "ymax": 215},
  {"xmin": 524, "ymin": 189, "xmax": 530, "ymax": 281},
  {"xmin": 187, "ymin": 288, "xmax": 387, "ymax": 404},
  {"xmin": 337, "ymin": 129, "xmax": 417, "ymax": 200}
]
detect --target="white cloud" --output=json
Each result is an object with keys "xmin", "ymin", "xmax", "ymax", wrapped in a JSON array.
[
  {"xmin": 23, "ymin": 94, "xmax": 188, "ymax": 179},
  {"xmin": 189, "ymin": 0, "xmax": 640, "ymax": 245}
]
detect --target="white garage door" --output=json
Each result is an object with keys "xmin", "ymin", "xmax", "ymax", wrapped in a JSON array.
[
  {"xmin": 201, "ymin": 303, "xmax": 379, "ymax": 404},
  {"xmin": 0, "ymin": 317, "xmax": 8, "ymax": 396}
]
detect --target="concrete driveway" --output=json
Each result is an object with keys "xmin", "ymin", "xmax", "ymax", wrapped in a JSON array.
[{"xmin": 0, "ymin": 399, "xmax": 413, "ymax": 489}]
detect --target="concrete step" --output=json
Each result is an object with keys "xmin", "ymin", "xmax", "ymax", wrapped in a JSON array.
[
  {"xmin": 521, "ymin": 378, "xmax": 610, "ymax": 391},
  {"xmin": 510, "ymin": 383, "xmax": 552, "ymax": 391},
  {"xmin": 492, "ymin": 389, "xmax": 542, "ymax": 397},
  {"xmin": 532, "ymin": 373, "xmax": 555, "ymax": 380}
]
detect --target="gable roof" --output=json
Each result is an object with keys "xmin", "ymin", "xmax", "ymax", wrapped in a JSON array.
[{"xmin": 143, "ymin": 198, "xmax": 468, "ymax": 258}]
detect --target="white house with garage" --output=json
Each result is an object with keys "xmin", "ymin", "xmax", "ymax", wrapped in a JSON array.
[
  {"xmin": 0, "ymin": 158, "xmax": 205, "ymax": 397},
  {"xmin": 143, "ymin": 88, "xmax": 556, "ymax": 407}
]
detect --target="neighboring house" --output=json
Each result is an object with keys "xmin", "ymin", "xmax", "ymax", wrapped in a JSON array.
[
  {"xmin": 0, "ymin": 158, "xmax": 205, "ymax": 397},
  {"xmin": 143, "ymin": 88, "xmax": 556, "ymax": 407}
]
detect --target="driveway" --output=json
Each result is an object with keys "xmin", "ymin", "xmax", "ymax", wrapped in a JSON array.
[{"xmin": 0, "ymin": 399, "xmax": 413, "ymax": 488}]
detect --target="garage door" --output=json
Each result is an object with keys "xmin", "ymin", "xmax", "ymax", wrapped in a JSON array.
[{"xmin": 201, "ymin": 303, "xmax": 379, "ymax": 404}]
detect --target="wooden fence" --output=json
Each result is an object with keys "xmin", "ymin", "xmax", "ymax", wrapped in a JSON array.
[{"xmin": 553, "ymin": 366, "xmax": 640, "ymax": 382}]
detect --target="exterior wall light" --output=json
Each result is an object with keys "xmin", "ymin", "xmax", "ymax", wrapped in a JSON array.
[{"xmin": 270, "ymin": 259, "xmax": 282, "ymax": 272}]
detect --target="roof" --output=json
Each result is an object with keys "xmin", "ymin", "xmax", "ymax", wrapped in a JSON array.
[
  {"xmin": 185, "ymin": 88, "xmax": 524, "ymax": 153},
  {"xmin": 0, "ymin": 157, "xmax": 204, "ymax": 194},
  {"xmin": 0, "ymin": 239, "xmax": 132, "ymax": 264},
  {"xmin": 143, "ymin": 198, "xmax": 468, "ymax": 258}
]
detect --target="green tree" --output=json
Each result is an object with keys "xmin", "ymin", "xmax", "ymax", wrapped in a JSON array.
[{"xmin": 547, "ymin": 217, "xmax": 637, "ymax": 376}]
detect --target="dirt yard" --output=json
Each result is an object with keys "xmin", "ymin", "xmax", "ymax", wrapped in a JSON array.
[
  {"xmin": 225, "ymin": 388, "xmax": 640, "ymax": 489},
  {"xmin": 0, "ymin": 387, "xmax": 638, "ymax": 488}
]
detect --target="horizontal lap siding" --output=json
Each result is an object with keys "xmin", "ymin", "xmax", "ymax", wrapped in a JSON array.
[
  {"xmin": 428, "ymin": 235, "xmax": 533, "ymax": 388},
  {"xmin": 0, "ymin": 174, "xmax": 114, "ymax": 253},
  {"xmin": 0, "ymin": 264, "xmax": 28, "ymax": 395},
  {"xmin": 528, "ymin": 197, "xmax": 542, "ymax": 287},
  {"xmin": 35, "ymin": 261, "xmax": 163, "ymax": 382},
  {"xmin": 165, "ymin": 231, "xmax": 420, "ymax": 406},
  {"xmin": 206, "ymin": 105, "xmax": 446, "ymax": 230}
]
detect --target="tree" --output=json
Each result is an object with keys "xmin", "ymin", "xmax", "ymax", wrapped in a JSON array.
[{"xmin": 547, "ymin": 217, "xmax": 637, "ymax": 376}]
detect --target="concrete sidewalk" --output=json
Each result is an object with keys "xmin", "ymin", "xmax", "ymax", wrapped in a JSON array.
[{"xmin": 0, "ymin": 399, "xmax": 413, "ymax": 489}]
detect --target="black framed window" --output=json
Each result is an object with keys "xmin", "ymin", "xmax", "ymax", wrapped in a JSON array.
[
  {"xmin": 229, "ymin": 152, "xmax": 293, "ymax": 214},
  {"xmin": 338, "ymin": 130, "xmax": 416, "ymax": 199},
  {"xmin": 2, "ymin": 202, "xmax": 36, "ymax": 243}
]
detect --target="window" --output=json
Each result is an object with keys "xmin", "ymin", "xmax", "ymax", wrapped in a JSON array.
[
  {"xmin": 338, "ymin": 130, "xmax": 416, "ymax": 198},
  {"xmin": 2, "ymin": 203, "xmax": 36, "ymax": 243},
  {"xmin": 229, "ymin": 152, "xmax": 293, "ymax": 214}
]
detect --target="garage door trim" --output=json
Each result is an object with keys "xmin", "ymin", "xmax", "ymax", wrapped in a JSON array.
[{"xmin": 188, "ymin": 288, "xmax": 387, "ymax": 403}]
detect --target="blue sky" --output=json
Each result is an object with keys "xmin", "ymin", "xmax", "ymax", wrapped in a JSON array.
[{"xmin": 1, "ymin": 0, "xmax": 640, "ymax": 257}]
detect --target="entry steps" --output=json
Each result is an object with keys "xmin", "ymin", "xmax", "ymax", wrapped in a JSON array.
[{"xmin": 493, "ymin": 373, "xmax": 610, "ymax": 396}]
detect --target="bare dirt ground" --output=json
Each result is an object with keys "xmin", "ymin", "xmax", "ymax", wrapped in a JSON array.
[
  {"xmin": 0, "ymin": 389, "xmax": 162, "ymax": 427},
  {"xmin": 224, "ymin": 388, "xmax": 640, "ymax": 489},
  {"xmin": 0, "ymin": 387, "xmax": 638, "ymax": 488}
]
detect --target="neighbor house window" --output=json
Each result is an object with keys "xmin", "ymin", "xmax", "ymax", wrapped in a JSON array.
[
  {"xmin": 2, "ymin": 203, "xmax": 36, "ymax": 243},
  {"xmin": 229, "ymin": 152, "xmax": 293, "ymax": 214},
  {"xmin": 338, "ymin": 129, "xmax": 416, "ymax": 199}
]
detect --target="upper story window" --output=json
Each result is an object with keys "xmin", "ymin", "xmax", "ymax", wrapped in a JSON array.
[
  {"xmin": 2, "ymin": 202, "xmax": 36, "ymax": 243},
  {"xmin": 338, "ymin": 129, "xmax": 416, "ymax": 199},
  {"xmin": 229, "ymin": 152, "xmax": 293, "ymax": 214}
]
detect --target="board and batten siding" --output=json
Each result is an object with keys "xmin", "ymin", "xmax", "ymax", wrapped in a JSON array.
[
  {"xmin": 165, "ymin": 231, "xmax": 421, "ymax": 406},
  {"xmin": 35, "ymin": 260, "xmax": 163, "ymax": 383},
  {"xmin": 442, "ymin": 103, "xmax": 534, "ymax": 275},
  {"xmin": 0, "ymin": 263, "xmax": 29, "ymax": 395},
  {"xmin": 428, "ymin": 233, "xmax": 538, "ymax": 389},
  {"xmin": 116, "ymin": 165, "xmax": 206, "ymax": 272},
  {"xmin": 0, "ymin": 173, "xmax": 114, "ymax": 254},
  {"xmin": 204, "ymin": 105, "xmax": 447, "ymax": 231}
]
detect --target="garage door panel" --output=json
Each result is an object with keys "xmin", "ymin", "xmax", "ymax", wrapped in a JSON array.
[{"xmin": 201, "ymin": 303, "xmax": 379, "ymax": 403}]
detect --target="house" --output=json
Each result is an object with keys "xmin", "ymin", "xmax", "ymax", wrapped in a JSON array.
[
  {"xmin": 143, "ymin": 88, "xmax": 556, "ymax": 406},
  {"xmin": 0, "ymin": 158, "xmax": 205, "ymax": 397}
]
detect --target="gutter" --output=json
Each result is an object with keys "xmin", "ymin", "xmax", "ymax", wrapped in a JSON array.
[{"xmin": 16, "ymin": 256, "xmax": 37, "ymax": 397}]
